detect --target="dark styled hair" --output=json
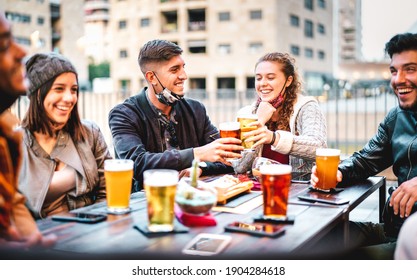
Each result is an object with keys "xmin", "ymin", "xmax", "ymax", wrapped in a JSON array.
[
  {"xmin": 255, "ymin": 52, "xmax": 302, "ymax": 131},
  {"xmin": 21, "ymin": 75, "xmax": 86, "ymax": 142},
  {"xmin": 385, "ymin": 33, "xmax": 417, "ymax": 58},
  {"xmin": 137, "ymin": 39, "xmax": 183, "ymax": 74}
]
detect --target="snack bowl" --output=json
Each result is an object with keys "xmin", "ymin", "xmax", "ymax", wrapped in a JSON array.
[{"xmin": 175, "ymin": 178, "xmax": 217, "ymax": 216}]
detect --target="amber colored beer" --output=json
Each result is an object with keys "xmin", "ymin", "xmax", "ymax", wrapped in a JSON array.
[
  {"xmin": 260, "ymin": 164, "xmax": 292, "ymax": 218},
  {"xmin": 143, "ymin": 169, "xmax": 178, "ymax": 232},
  {"xmin": 315, "ymin": 148, "xmax": 341, "ymax": 191},
  {"xmin": 104, "ymin": 159, "xmax": 134, "ymax": 214},
  {"xmin": 219, "ymin": 121, "xmax": 241, "ymax": 139},
  {"xmin": 237, "ymin": 114, "xmax": 258, "ymax": 149}
]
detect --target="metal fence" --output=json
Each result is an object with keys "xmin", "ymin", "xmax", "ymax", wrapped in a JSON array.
[{"xmin": 11, "ymin": 83, "xmax": 397, "ymax": 157}]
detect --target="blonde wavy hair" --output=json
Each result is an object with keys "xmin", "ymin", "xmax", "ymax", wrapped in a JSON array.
[{"xmin": 254, "ymin": 52, "xmax": 302, "ymax": 132}]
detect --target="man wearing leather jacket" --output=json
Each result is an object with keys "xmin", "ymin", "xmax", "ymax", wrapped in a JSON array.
[{"xmin": 311, "ymin": 32, "xmax": 417, "ymax": 259}]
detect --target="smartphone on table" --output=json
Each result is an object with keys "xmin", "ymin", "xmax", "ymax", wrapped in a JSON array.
[
  {"xmin": 225, "ymin": 221, "xmax": 286, "ymax": 238},
  {"xmin": 297, "ymin": 191, "xmax": 349, "ymax": 205},
  {"xmin": 51, "ymin": 212, "xmax": 107, "ymax": 224},
  {"xmin": 182, "ymin": 233, "xmax": 232, "ymax": 256}
]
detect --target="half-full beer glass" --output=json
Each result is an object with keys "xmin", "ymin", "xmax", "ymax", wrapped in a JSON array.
[
  {"xmin": 315, "ymin": 148, "xmax": 341, "ymax": 191},
  {"xmin": 143, "ymin": 169, "xmax": 178, "ymax": 232},
  {"xmin": 237, "ymin": 114, "xmax": 258, "ymax": 149},
  {"xmin": 104, "ymin": 159, "xmax": 134, "ymax": 214},
  {"xmin": 260, "ymin": 164, "xmax": 292, "ymax": 218}
]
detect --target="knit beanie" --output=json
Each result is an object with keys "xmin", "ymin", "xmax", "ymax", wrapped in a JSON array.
[{"xmin": 25, "ymin": 52, "xmax": 77, "ymax": 96}]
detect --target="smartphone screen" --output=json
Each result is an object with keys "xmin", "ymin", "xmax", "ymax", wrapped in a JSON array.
[
  {"xmin": 225, "ymin": 222, "xmax": 286, "ymax": 237},
  {"xmin": 291, "ymin": 172, "xmax": 311, "ymax": 183},
  {"xmin": 52, "ymin": 213, "xmax": 107, "ymax": 223},
  {"xmin": 182, "ymin": 234, "xmax": 232, "ymax": 256},
  {"xmin": 297, "ymin": 191, "xmax": 349, "ymax": 205}
]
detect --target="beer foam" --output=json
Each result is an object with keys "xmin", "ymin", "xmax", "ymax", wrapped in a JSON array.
[
  {"xmin": 144, "ymin": 169, "xmax": 178, "ymax": 186},
  {"xmin": 219, "ymin": 121, "xmax": 240, "ymax": 131},
  {"xmin": 104, "ymin": 159, "xmax": 133, "ymax": 171},
  {"xmin": 316, "ymin": 148, "xmax": 341, "ymax": 157},
  {"xmin": 259, "ymin": 164, "xmax": 292, "ymax": 175},
  {"xmin": 237, "ymin": 114, "xmax": 258, "ymax": 120}
]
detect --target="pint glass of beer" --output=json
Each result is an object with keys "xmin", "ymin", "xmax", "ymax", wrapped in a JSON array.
[
  {"xmin": 315, "ymin": 148, "xmax": 341, "ymax": 191},
  {"xmin": 260, "ymin": 164, "xmax": 292, "ymax": 218},
  {"xmin": 219, "ymin": 121, "xmax": 241, "ymax": 139},
  {"xmin": 104, "ymin": 159, "xmax": 134, "ymax": 214},
  {"xmin": 237, "ymin": 114, "xmax": 258, "ymax": 149},
  {"xmin": 143, "ymin": 169, "xmax": 178, "ymax": 232}
]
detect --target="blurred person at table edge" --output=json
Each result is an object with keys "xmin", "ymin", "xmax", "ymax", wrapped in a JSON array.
[
  {"xmin": 0, "ymin": 11, "xmax": 55, "ymax": 248},
  {"xmin": 311, "ymin": 32, "xmax": 417, "ymax": 259},
  {"xmin": 237, "ymin": 52, "xmax": 327, "ymax": 173},
  {"xmin": 109, "ymin": 39, "xmax": 243, "ymax": 191},
  {"xmin": 18, "ymin": 52, "xmax": 112, "ymax": 219}
]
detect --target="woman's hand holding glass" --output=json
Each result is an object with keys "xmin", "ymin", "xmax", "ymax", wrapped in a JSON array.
[{"xmin": 241, "ymin": 120, "xmax": 278, "ymax": 150}]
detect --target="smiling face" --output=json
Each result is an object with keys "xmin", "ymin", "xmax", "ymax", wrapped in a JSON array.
[
  {"xmin": 43, "ymin": 72, "xmax": 78, "ymax": 132},
  {"xmin": 390, "ymin": 50, "xmax": 417, "ymax": 111},
  {"xmin": 255, "ymin": 61, "xmax": 292, "ymax": 102},
  {"xmin": 153, "ymin": 55, "xmax": 187, "ymax": 96}
]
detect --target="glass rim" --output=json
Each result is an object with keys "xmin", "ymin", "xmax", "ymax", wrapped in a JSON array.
[
  {"xmin": 316, "ymin": 148, "xmax": 341, "ymax": 156},
  {"xmin": 259, "ymin": 163, "xmax": 292, "ymax": 175}
]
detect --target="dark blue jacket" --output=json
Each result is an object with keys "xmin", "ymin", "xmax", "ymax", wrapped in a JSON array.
[{"xmin": 108, "ymin": 88, "xmax": 232, "ymax": 191}]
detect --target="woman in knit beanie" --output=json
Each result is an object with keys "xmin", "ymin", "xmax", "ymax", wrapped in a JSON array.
[{"xmin": 18, "ymin": 52, "xmax": 112, "ymax": 219}]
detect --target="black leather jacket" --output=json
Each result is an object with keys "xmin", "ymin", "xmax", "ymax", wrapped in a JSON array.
[
  {"xmin": 339, "ymin": 106, "xmax": 417, "ymax": 185},
  {"xmin": 108, "ymin": 88, "xmax": 232, "ymax": 191}
]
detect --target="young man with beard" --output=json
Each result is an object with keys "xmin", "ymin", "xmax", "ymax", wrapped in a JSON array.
[{"xmin": 310, "ymin": 33, "xmax": 417, "ymax": 259}]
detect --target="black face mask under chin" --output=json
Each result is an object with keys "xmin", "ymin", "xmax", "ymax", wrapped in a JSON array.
[{"xmin": 152, "ymin": 72, "xmax": 183, "ymax": 106}]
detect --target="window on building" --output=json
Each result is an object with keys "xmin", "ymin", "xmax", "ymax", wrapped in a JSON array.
[
  {"xmin": 318, "ymin": 0, "xmax": 326, "ymax": 9},
  {"xmin": 119, "ymin": 20, "xmax": 127, "ymax": 29},
  {"xmin": 15, "ymin": 37, "xmax": 31, "ymax": 46},
  {"xmin": 291, "ymin": 45, "xmax": 300, "ymax": 56},
  {"xmin": 140, "ymin": 18, "xmax": 150, "ymax": 27},
  {"xmin": 305, "ymin": 48, "xmax": 314, "ymax": 58},
  {"xmin": 217, "ymin": 77, "xmax": 236, "ymax": 99},
  {"xmin": 6, "ymin": 12, "xmax": 31, "ymax": 24},
  {"xmin": 37, "ymin": 16, "xmax": 44, "ymax": 25},
  {"xmin": 218, "ymin": 44, "xmax": 231, "ymax": 55},
  {"xmin": 188, "ymin": 8, "xmax": 206, "ymax": 31},
  {"xmin": 119, "ymin": 49, "xmax": 128, "ymax": 58},
  {"xmin": 218, "ymin": 11, "xmax": 230, "ymax": 21},
  {"xmin": 305, "ymin": 0, "xmax": 314, "ymax": 11},
  {"xmin": 188, "ymin": 78, "xmax": 207, "ymax": 99},
  {"xmin": 245, "ymin": 76, "xmax": 256, "ymax": 98},
  {"xmin": 290, "ymin": 15, "xmax": 299, "ymax": 27},
  {"xmin": 250, "ymin": 10, "xmax": 262, "ymax": 20},
  {"xmin": 161, "ymin": 10, "xmax": 178, "ymax": 33},
  {"xmin": 249, "ymin": 42, "xmax": 263, "ymax": 54},
  {"xmin": 120, "ymin": 79, "xmax": 130, "ymax": 96},
  {"xmin": 318, "ymin": 50, "xmax": 325, "ymax": 60},
  {"xmin": 305, "ymin": 19, "xmax": 314, "ymax": 38},
  {"xmin": 188, "ymin": 40, "xmax": 206, "ymax": 54},
  {"xmin": 318, "ymin": 23, "xmax": 325, "ymax": 34}
]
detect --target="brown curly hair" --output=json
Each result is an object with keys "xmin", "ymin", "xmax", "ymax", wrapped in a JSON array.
[{"xmin": 254, "ymin": 52, "xmax": 302, "ymax": 132}]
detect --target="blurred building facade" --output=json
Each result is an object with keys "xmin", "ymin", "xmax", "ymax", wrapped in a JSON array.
[{"xmin": 3, "ymin": 0, "xmax": 396, "ymax": 99}]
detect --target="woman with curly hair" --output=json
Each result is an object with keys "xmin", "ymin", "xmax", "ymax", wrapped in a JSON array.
[{"xmin": 238, "ymin": 52, "xmax": 327, "ymax": 173}]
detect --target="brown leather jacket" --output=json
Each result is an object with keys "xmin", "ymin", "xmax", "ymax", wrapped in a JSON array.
[{"xmin": 0, "ymin": 111, "xmax": 39, "ymax": 239}]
